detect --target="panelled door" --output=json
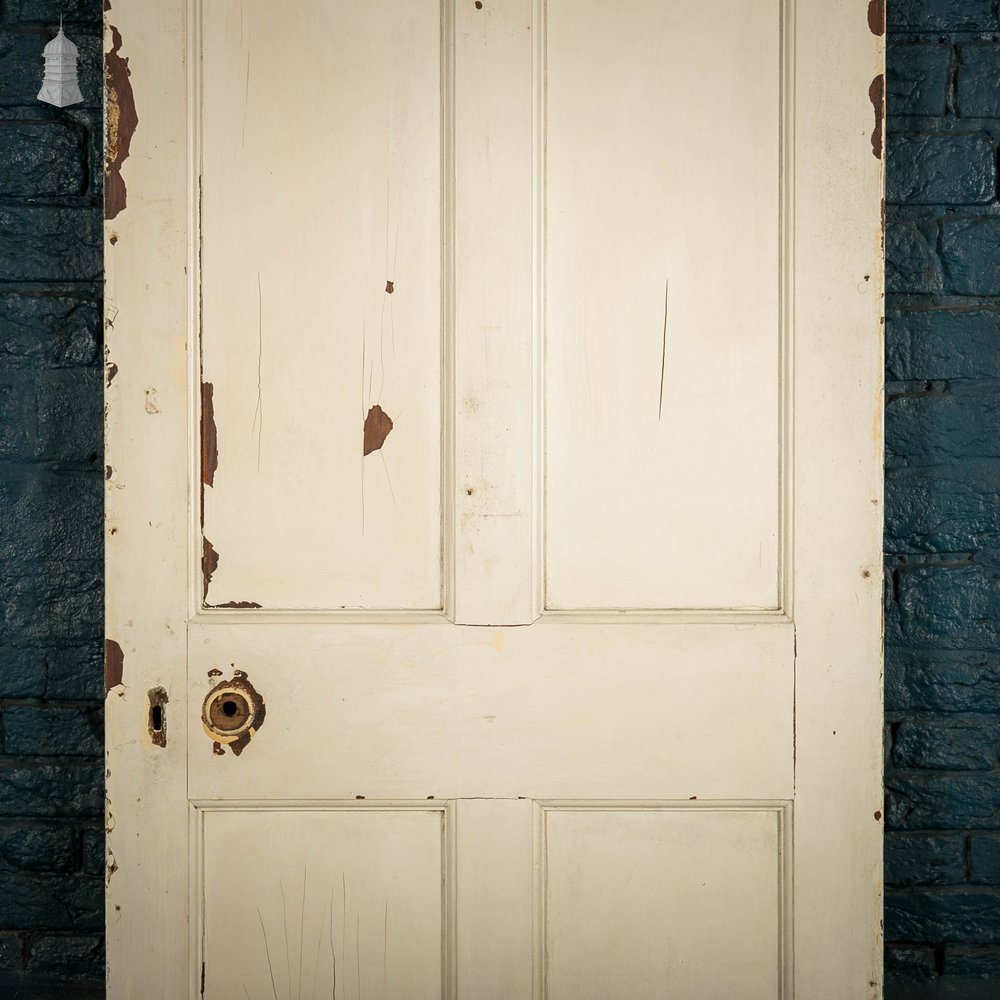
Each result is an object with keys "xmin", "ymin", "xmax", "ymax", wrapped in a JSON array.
[{"xmin": 104, "ymin": 1, "xmax": 884, "ymax": 997}]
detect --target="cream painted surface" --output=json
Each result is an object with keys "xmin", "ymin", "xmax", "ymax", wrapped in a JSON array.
[
  {"xmin": 542, "ymin": 806, "xmax": 786, "ymax": 999},
  {"xmin": 200, "ymin": 806, "xmax": 445, "ymax": 1000},
  {"xmin": 545, "ymin": 0, "xmax": 781, "ymax": 611},
  {"xmin": 106, "ymin": 1, "xmax": 883, "ymax": 998},
  {"xmin": 200, "ymin": 0, "xmax": 442, "ymax": 610}
]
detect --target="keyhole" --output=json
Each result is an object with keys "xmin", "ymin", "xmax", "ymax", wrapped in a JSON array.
[{"xmin": 151, "ymin": 704, "xmax": 163, "ymax": 731}]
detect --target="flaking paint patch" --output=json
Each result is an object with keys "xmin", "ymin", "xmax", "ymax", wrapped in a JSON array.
[
  {"xmin": 104, "ymin": 639, "xmax": 125, "ymax": 694},
  {"xmin": 363, "ymin": 404, "xmax": 393, "ymax": 455},
  {"xmin": 214, "ymin": 600, "xmax": 263, "ymax": 609},
  {"xmin": 869, "ymin": 74, "xmax": 884, "ymax": 160},
  {"xmin": 105, "ymin": 361, "xmax": 118, "ymax": 387},
  {"xmin": 105, "ymin": 25, "xmax": 138, "ymax": 221},
  {"xmin": 867, "ymin": 0, "xmax": 885, "ymax": 35},
  {"xmin": 201, "ymin": 382, "xmax": 218, "ymax": 487},
  {"xmin": 202, "ymin": 537, "xmax": 219, "ymax": 604}
]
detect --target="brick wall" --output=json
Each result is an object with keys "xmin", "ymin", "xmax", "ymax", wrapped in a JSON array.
[
  {"xmin": 885, "ymin": 1, "xmax": 1000, "ymax": 998},
  {"xmin": 0, "ymin": 0, "xmax": 104, "ymax": 995}
]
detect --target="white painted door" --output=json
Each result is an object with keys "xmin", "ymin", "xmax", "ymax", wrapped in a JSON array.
[{"xmin": 104, "ymin": 2, "xmax": 884, "ymax": 998}]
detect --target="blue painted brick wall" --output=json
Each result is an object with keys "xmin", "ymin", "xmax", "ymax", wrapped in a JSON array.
[
  {"xmin": 0, "ymin": 0, "xmax": 104, "ymax": 995},
  {"xmin": 886, "ymin": 1, "xmax": 1000, "ymax": 997}
]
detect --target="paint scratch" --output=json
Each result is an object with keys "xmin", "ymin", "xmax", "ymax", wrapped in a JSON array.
[{"xmin": 658, "ymin": 279, "xmax": 669, "ymax": 421}]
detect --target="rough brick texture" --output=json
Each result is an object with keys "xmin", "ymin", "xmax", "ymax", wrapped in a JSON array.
[
  {"xmin": 0, "ymin": 0, "xmax": 103, "ymax": 994},
  {"xmin": 886, "ymin": 8, "xmax": 1000, "ymax": 998}
]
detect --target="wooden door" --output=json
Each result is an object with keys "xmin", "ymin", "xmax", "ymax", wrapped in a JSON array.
[{"xmin": 104, "ymin": 2, "xmax": 884, "ymax": 998}]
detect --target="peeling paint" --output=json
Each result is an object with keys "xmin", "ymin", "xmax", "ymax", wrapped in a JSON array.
[
  {"xmin": 105, "ymin": 25, "xmax": 138, "ymax": 221},
  {"xmin": 867, "ymin": 0, "xmax": 885, "ymax": 36},
  {"xmin": 868, "ymin": 74, "xmax": 884, "ymax": 160},
  {"xmin": 144, "ymin": 387, "xmax": 159, "ymax": 414},
  {"xmin": 105, "ymin": 849, "xmax": 118, "ymax": 886},
  {"xmin": 105, "ymin": 361, "xmax": 118, "ymax": 387},
  {"xmin": 385, "ymin": 280, "xmax": 394, "ymax": 294},
  {"xmin": 214, "ymin": 600, "xmax": 263, "ymax": 609},
  {"xmin": 201, "ymin": 382, "xmax": 218, "ymax": 487},
  {"xmin": 363, "ymin": 404, "xmax": 393, "ymax": 456},
  {"xmin": 202, "ymin": 669, "xmax": 266, "ymax": 756},
  {"xmin": 104, "ymin": 639, "xmax": 125, "ymax": 694},
  {"xmin": 202, "ymin": 537, "xmax": 219, "ymax": 604},
  {"xmin": 109, "ymin": 233, "xmax": 118, "ymax": 245},
  {"xmin": 148, "ymin": 686, "xmax": 168, "ymax": 748}
]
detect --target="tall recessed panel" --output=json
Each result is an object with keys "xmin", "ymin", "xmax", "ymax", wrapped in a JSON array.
[
  {"xmin": 200, "ymin": 0, "xmax": 442, "ymax": 610},
  {"xmin": 543, "ymin": 807, "xmax": 784, "ymax": 1000},
  {"xmin": 201, "ymin": 808, "xmax": 445, "ymax": 999},
  {"xmin": 544, "ymin": 0, "xmax": 782, "ymax": 610}
]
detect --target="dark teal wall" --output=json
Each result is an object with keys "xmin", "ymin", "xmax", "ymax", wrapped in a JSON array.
[
  {"xmin": 0, "ymin": 0, "xmax": 104, "ymax": 996},
  {"xmin": 885, "ymin": 1, "xmax": 1000, "ymax": 998}
]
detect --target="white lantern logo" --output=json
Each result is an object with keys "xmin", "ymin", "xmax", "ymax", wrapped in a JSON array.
[{"xmin": 38, "ymin": 19, "xmax": 84, "ymax": 108}]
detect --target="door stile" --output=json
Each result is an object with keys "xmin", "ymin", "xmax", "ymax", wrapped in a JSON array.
[
  {"xmin": 104, "ymin": 0, "xmax": 193, "ymax": 995},
  {"xmin": 450, "ymin": 0, "xmax": 539, "ymax": 626}
]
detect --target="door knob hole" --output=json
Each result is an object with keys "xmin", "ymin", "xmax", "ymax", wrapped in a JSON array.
[{"xmin": 222, "ymin": 700, "xmax": 238, "ymax": 717}]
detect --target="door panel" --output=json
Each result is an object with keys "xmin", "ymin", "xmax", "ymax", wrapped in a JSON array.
[
  {"xmin": 200, "ymin": 0, "xmax": 443, "ymax": 611},
  {"xmin": 544, "ymin": 0, "xmax": 782, "ymax": 612}
]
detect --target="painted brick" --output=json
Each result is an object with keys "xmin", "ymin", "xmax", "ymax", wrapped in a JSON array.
[
  {"xmin": 0, "ymin": 933, "xmax": 24, "ymax": 970},
  {"xmin": 0, "ymin": 567, "xmax": 103, "ymax": 643},
  {"xmin": 80, "ymin": 827, "xmax": 101, "ymax": 878},
  {"xmin": 958, "ymin": 46, "xmax": 1000, "ymax": 118},
  {"xmin": 888, "ymin": 44, "xmax": 951, "ymax": 117},
  {"xmin": 3, "ymin": 707, "xmax": 101, "ymax": 758},
  {"xmin": 886, "ymin": 462, "xmax": 1000, "ymax": 553},
  {"xmin": 0, "ymin": 823, "xmax": 80, "ymax": 873},
  {"xmin": 34, "ymin": 370, "xmax": 101, "ymax": 461},
  {"xmin": 885, "ymin": 832, "xmax": 967, "ymax": 885},
  {"xmin": 893, "ymin": 716, "xmax": 1000, "ymax": 769},
  {"xmin": 0, "ymin": 872, "xmax": 101, "ymax": 931},
  {"xmin": 0, "ymin": 763, "xmax": 102, "ymax": 818},
  {"xmin": 13, "ymin": 0, "xmax": 103, "ymax": 25},
  {"xmin": 886, "ymin": 310, "xmax": 1000, "ymax": 382},
  {"xmin": 0, "ymin": 474, "xmax": 101, "ymax": 564},
  {"xmin": 0, "ymin": 295, "xmax": 100, "ymax": 371},
  {"xmin": 941, "ymin": 218, "xmax": 1000, "ymax": 296},
  {"xmin": 886, "ymin": 561, "xmax": 1000, "ymax": 650},
  {"xmin": 886, "ymin": 221, "xmax": 938, "ymax": 294},
  {"xmin": 888, "ymin": 134, "xmax": 996, "ymax": 205},
  {"xmin": 26, "ymin": 934, "xmax": 102, "ymax": 981},
  {"xmin": 45, "ymin": 646, "xmax": 103, "ymax": 701},
  {"xmin": 944, "ymin": 945, "xmax": 1000, "ymax": 977},
  {"xmin": 0, "ymin": 30, "xmax": 102, "ymax": 109},
  {"xmin": 0, "ymin": 647, "xmax": 46, "ymax": 699},
  {"xmin": 0, "ymin": 207, "xmax": 100, "ymax": 283},
  {"xmin": 886, "ymin": 772, "xmax": 1000, "ymax": 830},
  {"xmin": 886, "ymin": 383, "xmax": 1000, "ymax": 465},
  {"xmin": 886, "ymin": 650, "xmax": 1000, "ymax": 713},
  {"xmin": 886, "ymin": 887, "xmax": 1000, "ymax": 944},
  {"xmin": 969, "ymin": 834, "xmax": 1000, "ymax": 884},
  {"xmin": 886, "ymin": 945, "xmax": 938, "ymax": 980},
  {"xmin": 0, "ymin": 121, "xmax": 86, "ymax": 198},
  {"xmin": 0, "ymin": 382, "xmax": 34, "ymax": 459},
  {"xmin": 888, "ymin": 0, "xmax": 997, "ymax": 32}
]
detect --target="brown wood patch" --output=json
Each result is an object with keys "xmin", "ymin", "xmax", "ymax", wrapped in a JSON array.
[
  {"xmin": 105, "ymin": 25, "xmax": 138, "ymax": 220},
  {"xmin": 363, "ymin": 404, "xmax": 393, "ymax": 456}
]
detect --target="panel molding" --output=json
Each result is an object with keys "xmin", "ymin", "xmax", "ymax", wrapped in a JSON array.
[
  {"xmin": 533, "ymin": 800, "xmax": 793, "ymax": 1000},
  {"xmin": 190, "ymin": 800, "xmax": 456, "ymax": 1000}
]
